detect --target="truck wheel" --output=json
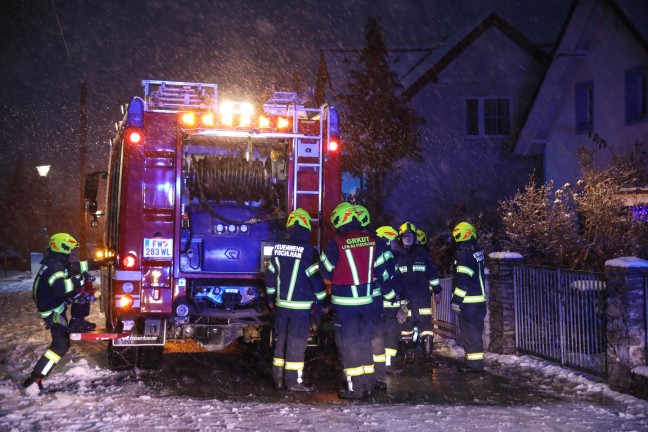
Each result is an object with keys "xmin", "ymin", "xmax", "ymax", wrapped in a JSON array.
[
  {"xmin": 137, "ymin": 346, "xmax": 164, "ymax": 370},
  {"xmin": 108, "ymin": 342, "xmax": 137, "ymax": 371}
]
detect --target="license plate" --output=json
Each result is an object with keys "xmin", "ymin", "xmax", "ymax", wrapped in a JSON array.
[{"xmin": 143, "ymin": 238, "xmax": 173, "ymax": 259}]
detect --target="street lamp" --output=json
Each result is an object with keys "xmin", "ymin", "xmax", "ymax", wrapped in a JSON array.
[
  {"xmin": 36, "ymin": 165, "xmax": 51, "ymax": 177},
  {"xmin": 36, "ymin": 165, "xmax": 51, "ymax": 245}
]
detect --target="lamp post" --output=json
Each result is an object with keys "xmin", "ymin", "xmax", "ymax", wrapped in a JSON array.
[{"xmin": 36, "ymin": 165, "xmax": 51, "ymax": 245}]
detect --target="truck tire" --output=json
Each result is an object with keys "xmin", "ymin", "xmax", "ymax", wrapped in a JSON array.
[
  {"xmin": 108, "ymin": 342, "xmax": 137, "ymax": 371},
  {"xmin": 137, "ymin": 346, "xmax": 164, "ymax": 370}
]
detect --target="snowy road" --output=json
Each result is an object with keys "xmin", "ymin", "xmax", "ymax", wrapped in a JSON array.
[{"xmin": 1, "ymin": 273, "xmax": 647, "ymax": 431}]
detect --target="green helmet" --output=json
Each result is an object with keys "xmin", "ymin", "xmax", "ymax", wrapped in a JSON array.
[
  {"xmin": 452, "ymin": 222, "xmax": 476, "ymax": 242},
  {"xmin": 286, "ymin": 208, "xmax": 312, "ymax": 231},
  {"xmin": 353, "ymin": 205, "xmax": 370, "ymax": 227},
  {"xmin": 331, "ymin": 202, "xmax": 357, "ymax": 229},
  {"xmin": 398, "ymin": 222, "xmax": 417, "ymax": 237},
  {"xmin": 416, "ymin": 229, "xmax": 427, "ymax": 245},
  {"xmin": 376, "ymin": 226, "xmax": 398, "ymax": 242},
  {"xmin": 49, "ymin": 233, "xmax": 79, "ymax": 254}
]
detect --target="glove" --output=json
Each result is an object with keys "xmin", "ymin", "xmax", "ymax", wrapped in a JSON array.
[
  {"xmin": 396, "ymin": 303, "xmax": 409, "ymax": 325},
  {"xmin": 451, "ymin": 295, "xmax": 462, "ymax": 312},
  {"xmin": 73, "ymin": 272, "xmax": 90, "ymax": 286}
]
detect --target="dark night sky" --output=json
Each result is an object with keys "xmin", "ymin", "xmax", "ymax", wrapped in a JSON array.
[{"xmin": 0, "ymin": 0, "xmax": 570, "ymax": 219}]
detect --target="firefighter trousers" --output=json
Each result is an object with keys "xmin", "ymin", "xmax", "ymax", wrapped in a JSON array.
[
  {"xmin": 383, "ymin": 307, "xmax": 402, "ymax": 365},
  {"xmin": 333, "ymin": 302, "xmax": 374, "ymax": 394},
  {"xmin": 370, "ymin": 302, "xmax": 386, "ymax": 384},
  {"xmin": 272, "ymin": 308, "xmax": 311, "ymax": 387},
  {"xmin": 457, "ymin": 303, "xmax": 486, "ymax": 369},
  {"xmin": 31, "ymin": 317, "xmax": 71, "ymax": 379}
]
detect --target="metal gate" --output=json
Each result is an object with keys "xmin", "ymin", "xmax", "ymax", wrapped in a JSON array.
[
  {"xmin": 514, "ymin": 266, "xmax": 607, "ymax": 377},
  {"xmin": 432, "ymin": 277, "xmax": 457, "ymax": 338}
]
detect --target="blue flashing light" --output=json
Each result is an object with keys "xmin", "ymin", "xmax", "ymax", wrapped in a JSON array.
[
  {"xmin": 126, "ymin": 97, "xmax": 145, "ymax": 128},
  {"xmin": 329, "ymin": 107, "xmax": 339, "ymax": 136}
]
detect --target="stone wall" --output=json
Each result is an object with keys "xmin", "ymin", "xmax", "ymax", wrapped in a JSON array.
[
  {"xmin": 486, "ymin": 253, "xmax": 523, "ymax": 355},
  {"xmin": 604, "ymin": 257, "xmax": 648, "ymax": 399}
]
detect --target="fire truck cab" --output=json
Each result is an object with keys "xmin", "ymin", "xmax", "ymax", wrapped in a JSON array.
[{"xmin": 79, "ymin": 80, "xmax": 341, "ymax": 369}]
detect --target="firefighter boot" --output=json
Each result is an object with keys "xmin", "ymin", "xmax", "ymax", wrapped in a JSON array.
[
  {"xmin": 22, "ymin": 372, "xmax": 44, "ymax": 397},
  {"xmin": 403, "ymin": 341, "xmax": 415, "ymax": 364},
  {"xmin": 422, "ymin": 336, "xmax": 436, "ymax": 366},
  {"xmin": 69, "ymin": 318, "xmax": 96, "ymax": 333},
  {"xmin": 338, "ymin": 376, "xmax": 364, "ymax": 400},
  {"xmin": 272, "ymin": 366, "xmax": 284, "ymax": 390}
]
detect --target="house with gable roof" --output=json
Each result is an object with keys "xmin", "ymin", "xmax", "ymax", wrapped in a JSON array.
[
  {"xmin": 324, "ymin": 13, "xmax": 551, "ymax": 231},
  {"xmin": 513, "ymin": 0, "xmax": 648, "ymax": 196}
]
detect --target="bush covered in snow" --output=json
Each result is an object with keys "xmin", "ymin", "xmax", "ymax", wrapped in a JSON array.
[{"xmin": 496, "ymin": 145, "xmax": 648, "ymax": 271}]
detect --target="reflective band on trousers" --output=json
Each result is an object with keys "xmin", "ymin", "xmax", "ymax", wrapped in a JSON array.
[
  {"xmin": 39, "ymin": 302, "xmax": 65, "ymax": 318},
  {"xmin": 344, "ymin": 366, "xmax": 364, "ymax": 377},
  {"xmin": 273, "ymin": 358, "xmax": 285, "ymax": 367},
  {"xmin": 285, "ymin": 361, "xmax": 305, "ymax": 371},
  {"xmin": 466, "ymin": 352, "xmax": 484, "ymax": 360},
  {"xmin": 373, "ymin": 353, "xmax": 386, "ymax": 363},
  {"xmin": 363, "ymin": 364, "xmax": 375, "ymax": 374}
]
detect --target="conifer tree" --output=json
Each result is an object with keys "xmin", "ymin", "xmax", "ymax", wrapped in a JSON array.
[{"xmin": 338, "ymin": 17, "xmax": 423, "ymax": 219}]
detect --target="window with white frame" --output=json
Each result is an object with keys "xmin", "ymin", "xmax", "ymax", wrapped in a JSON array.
[
  {"xmin": 575, "ymin": 80, "xmax": 593, "ymax": 134},
  {"xmin": 626, "ymin": 65, "xmax": 647, "ymax": 124},
  {"xmin": 465, "ymin": 97, "xmax": 511, "ymax": 137}
]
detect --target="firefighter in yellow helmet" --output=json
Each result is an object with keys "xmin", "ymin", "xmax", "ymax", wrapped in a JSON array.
[
  {"xmin": 375, "ymin": 226, "xmax": 404, "ymax": 372},
  {"xmin": 320, "ymin": 203, "xmax": 391, "ymax": 399},
  {"xmin": 451, "ymin": 221, "xmax": 486, "ymax": 373},
  {"xmin": 353, "ymin": 208, "xmax": 397, "ymax": 392},
  {"xmin": 393, "ymin": 222, "xmax": 441, "ymax": 364},
  {"xmin": 22, "ymin": 233, "xmax": 94, "ymax": 395},
  {"xmin": 265, "ymin": 209, "xmax": 326, "ymax": 391}
]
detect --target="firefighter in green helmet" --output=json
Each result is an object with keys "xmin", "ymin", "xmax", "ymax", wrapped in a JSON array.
[
  {"xmin": 451, "ymin": 221, "xmax": 487, "ymax": 373},
  {"xmin": 265, "ymin": 209, "xmax": 326, "ymax": 391},
  {"xmin": 22, "ymin": 233, "xmax": 94, "ymax": 395}
]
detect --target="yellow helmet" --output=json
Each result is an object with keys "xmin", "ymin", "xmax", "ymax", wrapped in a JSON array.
[
  {"xmin": 376, "ymin": 226, "xmax": 398, "ymax": 242},
  {"xmin": 331, "ymin": 202, "xmax": 357, "ymax": 229},
  {"xmin": 452, "ymin": 222, "xmax": 476, "ymax": 242},
  {"xmin": 353, "ymin": 205, "xmax": 370, "ymax": 227},
  {"xmin": 398, "ymin": 222, "xmax": 417, "ymax": 237},
  {"xmin": 286, "ymin": 208, "xmax": 312, "ymax": 231},
  {"xmin": 416, "ymin": 229, "xmax": 427, "ymax": 245},
  {"xmin": 49, "ymin": 233, "xmax": 78, "ymax": 254}
]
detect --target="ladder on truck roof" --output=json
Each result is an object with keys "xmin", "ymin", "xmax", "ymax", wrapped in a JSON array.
[
  {"xmin": 293, "ymin": 108, "xmax": 330, "ymax": 251},
  {"xmin": 263, "ymin": 92, "xmax": 329, "ymax": 250},
  {"xmin": 142, "ymin": 80, "xmax": 218, "ymax": 113}
]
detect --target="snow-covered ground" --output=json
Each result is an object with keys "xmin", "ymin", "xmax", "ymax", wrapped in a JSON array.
[{"xmin": 1, "ymin": 270, "xmax": 647, "ymax": 432}]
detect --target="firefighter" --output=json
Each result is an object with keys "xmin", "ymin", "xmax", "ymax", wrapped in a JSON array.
[
  {"xmin": 22, "ymin": 233, "xmax": 92, "ymax": 396},
  {"xmin": 320, "ymin": 204, "xmax": 388, "ymax": 399},
  {"xmin": 393, "ymin": 222, "xmax": 441, "ymax": 364},
  {"xmin": 375, "ymin": 226, "xmax": 403, "ymax": 372},
  {"xmin": 354, "ymin": 206, "xmax": 396, "ymax": 391},
  {"xmin": 451, "ymin": 221, "xmax": 487, "ymax": 373},
  {"xmin": 265, "ymin": 208, "xmax": 326, "ymax": 392}
]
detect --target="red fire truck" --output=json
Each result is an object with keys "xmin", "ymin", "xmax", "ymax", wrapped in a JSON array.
[{"xmin": 78, "ymin": 80, "xmax": 342, "ymax": 369}]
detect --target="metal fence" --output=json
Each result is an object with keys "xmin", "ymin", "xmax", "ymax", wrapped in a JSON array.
[
  {"xmin": 513, "ymin": 266, "xmax": 607, "ymax": 377},
  {"xmin": 432, "ymin": 277, "xmax": 457, "ymax": 338}
]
